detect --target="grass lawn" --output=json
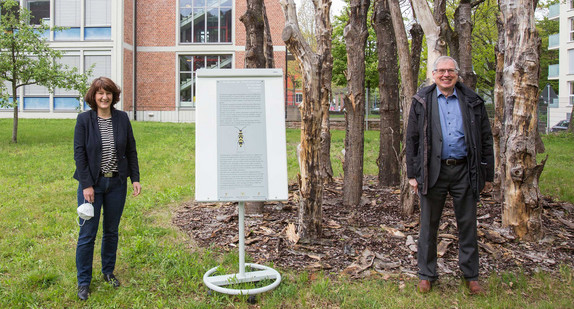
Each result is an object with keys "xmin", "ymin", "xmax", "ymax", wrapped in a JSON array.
[{"xmin": 0, "ymin": 118, "xmax": 572, "ymax": 308}]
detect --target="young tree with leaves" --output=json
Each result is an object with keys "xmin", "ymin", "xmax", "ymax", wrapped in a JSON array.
[{"xmin": 0, "ymin": 0, "xmax": 91, "ymax": 143}]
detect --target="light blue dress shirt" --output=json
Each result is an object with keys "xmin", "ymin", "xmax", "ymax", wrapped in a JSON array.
[{"xmin": 437, "ymin": 88, "xmax": 467, "ymax": 159}]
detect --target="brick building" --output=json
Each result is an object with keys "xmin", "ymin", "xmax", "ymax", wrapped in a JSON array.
[{"xmin": 1, "ymin": 0, "xmax": 292, "ymax": 122}]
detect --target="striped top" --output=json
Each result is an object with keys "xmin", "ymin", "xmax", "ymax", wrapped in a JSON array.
[{"xmin": 97, "ymin": 116, "xmax": 118, "ymax": 174}]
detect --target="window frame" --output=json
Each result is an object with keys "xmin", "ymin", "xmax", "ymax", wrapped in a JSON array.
[
  {"xmin": 179, "ymin": 0, "xmax": 233, "ymax": 44},
  {"xmin": 178, "ymin": 54, "xmax": 233, "ymax": 108}
]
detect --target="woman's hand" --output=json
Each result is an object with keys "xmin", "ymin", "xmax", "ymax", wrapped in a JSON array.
[
  {"xmin": 132, "ymin": 182, "xmax": 141, "ymax": 197},
  {"xmin": 83, "ymin": 186, "xmax": 95, "ymax": 203}
]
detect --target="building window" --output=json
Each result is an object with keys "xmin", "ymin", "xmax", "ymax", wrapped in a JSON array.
[
  {"xmin": 570, "ymin": 82, "xmax": 574, "ymax": 106},
  {"xmin": 295, "ymin": 93, "xmax": 303, "ymax": 104},
  {"xmin": 570, "ymin": 49, "xmax": 574, "ymax": 75},
  {"xmin": 53, "ymin": 56, "xmax": 81, "ymax": 110},
  {"xmin": 53, "ymin": 0, "xmax": 111, "ymax": 41},
  {"xmin": 571, "ymin": 18, "xmax": 574, "ymax": 42},
  {"xmin": 179, "ymin": 0, "xmax": 232, "ymax": 43},
  {"xmin": 179, "ymin": 54, "xmax": 232, "ymax": 107},
  {"xmin": 26, "ymin": 0, "xmax": 49, "ymax": 25}
]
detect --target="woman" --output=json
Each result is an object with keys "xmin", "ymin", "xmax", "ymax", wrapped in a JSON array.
[{"xmin": 73, "ymin": 77, "xmax": 141, "ymax": 301}]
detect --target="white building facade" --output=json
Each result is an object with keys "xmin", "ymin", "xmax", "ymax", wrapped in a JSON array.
[{"xmin": 548, "ymin": 0, "xmax": 574, "ymax": 128}]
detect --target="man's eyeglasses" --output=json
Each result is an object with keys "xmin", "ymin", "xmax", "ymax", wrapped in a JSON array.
[{"xmin": 434, "ymin": 68, "xmax": 458, "ymax": 75}]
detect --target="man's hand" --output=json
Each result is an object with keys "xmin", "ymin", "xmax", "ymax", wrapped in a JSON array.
[{"xmin": 408, "ymin": 178, "xmax": 418, "ymax": 194}]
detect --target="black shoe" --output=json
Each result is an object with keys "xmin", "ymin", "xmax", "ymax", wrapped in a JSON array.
[
  {"xmin": 77, "ymin": 285, "xmax": 90, "ymax": 300},
  {"xmin": 103, "ymin": 273, "xmax": 121, "ymax": 288}
]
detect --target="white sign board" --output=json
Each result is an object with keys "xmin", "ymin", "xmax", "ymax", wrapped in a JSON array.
[{"xmin": 195, "ymin": 69, "xmax": 288, "ymax": 202}]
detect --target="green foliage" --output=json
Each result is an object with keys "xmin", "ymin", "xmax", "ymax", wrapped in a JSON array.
[
  {"xmin": 472, "ymin": 1, "xmax": 498, "ymax": 102},
  {"xmin": 0, "ymin": 0, "xmax": 92, "ymax": 142},
  {"xmin": 331, "ymin": 5, "xmax": 379, "ymax": 89}
]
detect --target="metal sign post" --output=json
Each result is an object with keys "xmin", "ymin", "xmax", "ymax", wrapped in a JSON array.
[{"xmin": 202, "ymin": 202, "xmax": 281, "ymax": 295}]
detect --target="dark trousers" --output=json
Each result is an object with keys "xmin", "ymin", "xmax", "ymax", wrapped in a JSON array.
[
  {"xmin": 76, "ymin": 175, "xmax": 127, "ymax": 287},
  {"xmin": 417, "ymin": 163, "xmax": 479, "ymax": 281}
]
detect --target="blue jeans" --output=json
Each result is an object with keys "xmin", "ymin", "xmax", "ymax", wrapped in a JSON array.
[{"xmin": 76, "ymin": 175, "xmax": 127, "ymax": 286}]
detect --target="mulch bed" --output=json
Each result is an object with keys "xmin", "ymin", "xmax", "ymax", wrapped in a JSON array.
[{"xmin": 173, "ymin": 176, "xmax": 574, "ymax": 279}]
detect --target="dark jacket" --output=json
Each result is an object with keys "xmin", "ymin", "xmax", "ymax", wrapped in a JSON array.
[
  {"xmin": 405, "ymin": 82, "xmax": 494, "ymax": 200},
  {"xmin": 73, "ymin": 109, "xmax": 140, "ymax": 189}
]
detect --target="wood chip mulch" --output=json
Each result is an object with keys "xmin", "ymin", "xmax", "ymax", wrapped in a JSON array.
[{"xmin": 173, "ymin": 176, "xmax": 574, "ymax": 279}]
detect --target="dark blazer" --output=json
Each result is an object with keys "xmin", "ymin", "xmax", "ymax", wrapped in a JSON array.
[
  {"xmin": 405, "ymin": 82, "xmax": 494, "ymax": 200},
  {"xmin": 73, "ymin": 109, "xmax": 140, "ymax": 189}
]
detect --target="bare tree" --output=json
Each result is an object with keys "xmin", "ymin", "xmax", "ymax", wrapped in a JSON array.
[
  {"xmin": 240, "ymin": 0, "xmax": 266, "ymax": 68},
  {"xmin": 342, "ymin": 0, "xmax": 371, "ymax": 206},
  {"xmin": 454, "ymin": 0, "xmax": 477, "ymax": 89},
  {"xmin": 280, "ymin": 0, "xmax": 332, "ymax": 239},
  {"xmin": 263, "ymin": 2, "xmax": 275, "ymax": 68},
  {"xmin": 414, "ymin": 0, "xmax": 484, "ymax": 89},
  {"xmin": 389, "ymin": 0, "xmax": 418, "ymax": 215},
  {"xmin": 297, "ymin": 0, "xmax": 334, "ymax": 184},
  {"xmin": 494, "ymin": 0, "xmax": 546, "ymax": 240},
  {"xmin": 240, "ymin": 0, "xmax": 276, "ymax": 214},
  {"xmin": 411, "ymin": 0, "xmax": 444, "ymax": 83},
  {"xmin": 373, "ymin": 0, "xmax": 400, "ymax": 187}
]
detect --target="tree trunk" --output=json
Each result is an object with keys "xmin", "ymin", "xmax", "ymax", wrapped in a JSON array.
[
  {"xmin": 373, "ymin": 0, "xmax": 400, "ymax": 187},
  {"xmin": 262, "ymin": 1, "xmax": 275, "ymax": 68},
  {"xmin": 409, "ymin": 23, "xmax": 424, "ymax": 89},
  {"xmin": 412, "ymin": 0, "xmax": 444, "ymax": 83},
  {"xmin": 454, "ymin": 0, "xmax": 477, "ymax": 89},
  {"xmin": 389, "ymin": 0, "xmax": 417, "ymax": 215},
  {"xmin": 11, "ymin": 80, "xmax": 18, "ymax": 143},
  {"xmin": 281, "ymin": 0, "xmax": 332, "ymax": 239},
  {"xmin": 342, "ymin": 0, "xmax": 370, "ymax": 206},
  {"xmin": 241, "ymin": 0, "xmax": 271, "ymax": 214},
  {"xmin": 433, "ymin": 0, "xmax": 457, "ymax": 61},
  {"xmin": 494, "ymin": 0, "xmax": 545, "ymax": 241},
  {"xmin": 240, "ymin": 0, "xmax": 266, "ymax": 68},
  {"xmin": 318, "ymin": 1, "xmax": 334, "ymax": 184}
]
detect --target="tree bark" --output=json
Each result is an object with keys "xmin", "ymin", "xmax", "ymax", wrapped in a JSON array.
[
  {"xmin": 240, "ymin": 0, "xmax": 266, "ymax": 68},
  {"xmin": 281, "ymin": 0, "xmax": 332, "ymax": 239},
  {"xmin": 262, "ymin": 1, "xmax": 275, "ymax": 68},
  {"xmin": 494, "ymin": 0, "xmax": 545, "ymax": 241},
  {"xmin": 409, "ymin": 23, "xmax": 424, "ymax": 89},
  {"xmin": 317, "ymin": 0, "xmax": 334, "ymax": 184},
  {"xmin": 373, "ymin": 0, "xmax": 400, "ymax": 187},
  {"xmin": 433, "ymin": 0, "xmax": 457, "ymax": 61},
  {"xmin": 455, "ymin": 0, "xmax": 477, "ymax": 89},
  {"xmin": 412, "ymin": 0, "xmax": 444, "ymax": 83},
  {"xmin": 342, "ymin": 0, "xmax": 370, "ymax": 206},
  {"xmin": 389, "ymin": 0, "xmax": 417, "ymax": 215},
  {"xmin": 241, "ymin": 0, "xmax": 273, "ymax": 214}
]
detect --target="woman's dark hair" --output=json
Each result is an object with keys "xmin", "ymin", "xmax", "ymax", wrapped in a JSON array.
[{"xmin": 84, "ymin": 77, "xmax": 122, "ymax": 111}]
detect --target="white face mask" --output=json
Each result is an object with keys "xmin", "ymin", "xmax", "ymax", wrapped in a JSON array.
[{"xmin": 77, "ymin": 202, "xmax": 94, "ymax": 226}]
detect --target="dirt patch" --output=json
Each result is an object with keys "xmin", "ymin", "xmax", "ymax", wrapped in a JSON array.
[{"xmin": 173, "ymin": 176, "xmax": 574, "ymax": 279}]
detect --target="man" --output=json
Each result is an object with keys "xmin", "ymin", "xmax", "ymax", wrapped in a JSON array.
[{"xmin": 406, "ymin": 56, "xmax": 494, "ymax": 295}]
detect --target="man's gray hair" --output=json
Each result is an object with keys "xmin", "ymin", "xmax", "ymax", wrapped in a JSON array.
[{"xmin": 433, "ymin": 56, "xmax": 460, "ymax": 72}]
